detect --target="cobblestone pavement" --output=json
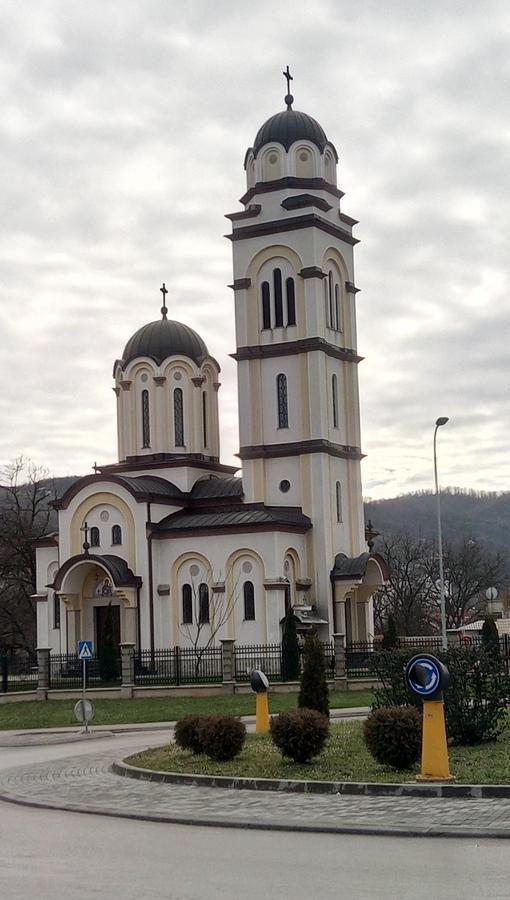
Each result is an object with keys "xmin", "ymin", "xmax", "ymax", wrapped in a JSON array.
[{"xmin": 2, "ymin": 743, "xmax": 510, "ymax": 837}]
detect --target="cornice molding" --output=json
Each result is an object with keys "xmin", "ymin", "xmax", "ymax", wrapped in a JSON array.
[
  {"xmin": 240, "ymin": 176, "xmax": 345, "ymax": 205},
  {"xmin": 231, "ymin": 337, "xmax": 363, "ymax": 364},
  {"xmin": 226, "ymin": 213, "xmax": 359, "ymax": 246},
  {"xmin": 238, "ymin": 439, "xmax": 364, "ymax": 461}
]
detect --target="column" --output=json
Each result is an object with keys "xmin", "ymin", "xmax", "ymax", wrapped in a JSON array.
[
  {"xmin": 36, "ymin": 647, "xmax": 51, "ymax": 701},
  {"xmin": 220, "ymin": 639, "xmax": 235, "ymax": 694},
  {"xmin": 120, "ymin": 643, "xmax": 135, "ymax": 699},
  {"xmin": 332, "ymin": 632, "xmax": 347, "ymax": 691}
]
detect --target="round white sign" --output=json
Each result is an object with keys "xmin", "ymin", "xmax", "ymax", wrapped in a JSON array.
[{"xmin": 74, "ymin": 698, "xmax": 94, "ymax": 724}]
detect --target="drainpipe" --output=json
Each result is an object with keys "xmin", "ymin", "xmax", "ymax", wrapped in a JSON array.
[{"xmin": 146, "ymin": 502, "xmax": 155, "ymax": 663}]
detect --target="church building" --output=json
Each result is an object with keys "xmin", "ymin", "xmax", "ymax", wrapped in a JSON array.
[{"xmin": 34, "ymin": 77, "xmax": 386, "ymax": 658}]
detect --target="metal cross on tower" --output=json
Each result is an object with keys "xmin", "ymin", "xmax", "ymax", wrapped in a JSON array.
[
  {"xmin": 80, "ymin": 521, "xmax": 90, "ymax": 555},
  {"xmin": 283, "ymin": 65, "xmax": 294, "ymax": 109},
  {"xmin": 160, "ymin": 282, "xmax": 168, "ymax": 319}
]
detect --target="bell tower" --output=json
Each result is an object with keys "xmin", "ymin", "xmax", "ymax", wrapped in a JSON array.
[{"xmin": 227, "ymin": 73, "xmax": 367, "ymax": 610}]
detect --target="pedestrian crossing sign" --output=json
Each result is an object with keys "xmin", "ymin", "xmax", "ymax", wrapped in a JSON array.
[{"xmin": 78, "ymin": 640, "xmax": 93, "ymax": 660}]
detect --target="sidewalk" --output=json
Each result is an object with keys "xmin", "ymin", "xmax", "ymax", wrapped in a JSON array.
[{"xmin": 1, "ymin": 725, "xmax": 510, "ymax": 837}]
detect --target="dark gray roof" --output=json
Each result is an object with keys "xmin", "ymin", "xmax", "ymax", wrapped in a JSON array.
[
  {"xmin": 252, "ymin": 109, "xmax": 330, "ymax": 157},
  {"xmin": 121, "ymin": 319, "xmax": 209, "ymax": 367},
  {"xmin": 118, "ymin": 475, "xmax": 184, "ymax": 501},
  {"xmin": 51, "ymin": 553, "xmax": 141, "ymax": 591},
  {"xmin": 330, "ymin": 552, "xmax": 370, "ymax": 581},
  {"xmin": 190, "ymin": 476, "xmax": 243, "ymax": 500},
  {"xmin": 156, "ymin": 505, "xmax": 311, "ymax": 533}
]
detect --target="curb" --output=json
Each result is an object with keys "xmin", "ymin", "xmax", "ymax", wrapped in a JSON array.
[{"xmin": 112, "ymin": 759, "xmax": 510, "ymax": 799}]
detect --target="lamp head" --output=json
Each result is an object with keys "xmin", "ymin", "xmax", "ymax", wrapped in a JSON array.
[{"xmin": 435, "ymin": 417, "xmax": 449, "ymax": 427}]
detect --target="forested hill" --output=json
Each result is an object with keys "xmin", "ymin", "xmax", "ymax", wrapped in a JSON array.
[{"xmin": 364, "ymin": 489, "xmax": 510, "ymax": 553}]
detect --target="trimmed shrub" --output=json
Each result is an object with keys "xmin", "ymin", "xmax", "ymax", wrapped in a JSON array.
[
  {"xmin": 363, "ymin": 706, "xmax": 422, "ymax": 769},
  {"xmin": 174, "ymin": 714, "xmax": 211, "ymax": 755},
  {"xmin": 481, "ymin": 615, "xmax": 500, "ymax": 663},
  {"xmin": 298, "ymin": 629, "xmax": 329, "ymax": 717},
  {"xmin": 270, "ymin": 708, "xmax": 329, "ymax": 763},
  {"xmin": 199, "ymin": 715, "xmax": 246, "ymax": 762}
]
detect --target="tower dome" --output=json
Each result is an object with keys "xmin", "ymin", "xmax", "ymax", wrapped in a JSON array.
[
  {"xmin": 121, "ymin": 319, "xmax": 209, "ymax": 367},
  {"xmin": 252, "ymin": 109, "xmax": 331, "ymax": 158}
]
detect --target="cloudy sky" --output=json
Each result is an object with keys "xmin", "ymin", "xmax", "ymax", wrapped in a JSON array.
[{"xmin": 1, "ymin": 0, "xmax": 509, "ymax": 499}]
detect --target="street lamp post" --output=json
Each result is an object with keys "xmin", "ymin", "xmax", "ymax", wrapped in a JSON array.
[{"xmin": 434, "ymin": 417, "xmax": 449, "ymax": 650}]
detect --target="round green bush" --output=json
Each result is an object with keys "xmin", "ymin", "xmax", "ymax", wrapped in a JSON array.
[
  {"xmin": 363, "ymin": 706, "xmax": 422, "ymax": 769},
  {"xmin": 199, "ymin": 715, "xmax": 246, "ymax": 761},
  {"xmin": 174, "ymin": 714, "xmax": 211, "ymax": 755},
  {"xmin": 270, "ymin": 708, "xmax": 329, "ymax": 763}
]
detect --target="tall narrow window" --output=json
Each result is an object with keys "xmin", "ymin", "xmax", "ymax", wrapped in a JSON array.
[
  {"xmin": 261, "ymin": 281, "xmax": 271, "ymax": 329},
  {"xmin": 335, "ymin": 284, "xmax": 341, "ymax": 331},
  {"xmin": 182, "ymin": 584, "xmax": 193, "ymax": 624},
  {"xmin": 202, "ymin": 391, "xmax": 208, "ymax": 448},
  {"xmin": 328, "ymin": 271, "xmax": 334, "ymax": 328},
  {"xmin": 336, "ymin": 481, "xmax": 343, "ymax": 522},
  {"xmin": 274, "ymin": 268, "xmax": 283, "ymax": 327},
  {"xmin": 243, "ymin": 581, "xmax": 255, "ymax": 621},
  {"xmin": 142, "ymin": 389, "xmax": 150, "ymax": 448},
  {"xmin": 111, "ymin": 525, "xmax": 122, "ymax": 545},
  {"xmin": 277, "ymin": 373, "xmax": 289, "ymax": 428},
  {"xmin": 53, "ymin": 593, "xmax": 60, "ymax": 629},
  {"xmin": 174, "ymin": 388, "xmax": 184, "ymax": 447},
  {"xmin": 199, "ymin": 583, "xmax": 210, "ymax": 623},
  {"xmin": 90, "ymin": 526, "xmax": 100, "ymax": 547},
  {"xmin": 332, "ymin": 374, "xmax": 338, "ymax": 428},
  {"xmin": 286, "ymin": 277, "xmax": 296, "ymax": 326}
]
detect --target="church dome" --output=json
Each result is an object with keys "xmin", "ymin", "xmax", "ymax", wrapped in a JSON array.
[
  {"xmin": 121, "ymin": 318, "xmax": 209, "ymax": 366},
  {"xmin": 252, "ymin": 109, "xmax": 330, "ymax": 158}
]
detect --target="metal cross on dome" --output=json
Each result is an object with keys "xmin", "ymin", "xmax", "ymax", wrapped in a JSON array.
[
  {"xmin": 80, "ymin": 521, "xmax": 90, "ymax": 556},
  {"xmin": 160, "ymin": 282, "xmax": 168, "ymax": 320},
  {"xmin": 283, "ymin": 65, "xmax": 294, "ymax": 109}
]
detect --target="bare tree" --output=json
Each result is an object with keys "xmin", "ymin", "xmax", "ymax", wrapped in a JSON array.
[
  {"xmin": 179, "ymin": 569, "xmax": 241, "ymax": 675},
  {"xmin": 0, "ymin": 458, "xmax": 55, "ymax": 657},
  {"xmin": 373, "ymin": 534, "xmax": 436, "ymax": 636},
  {"xmin": 427, "ymin": 537, "xmax": 506, "ymax": 629}
]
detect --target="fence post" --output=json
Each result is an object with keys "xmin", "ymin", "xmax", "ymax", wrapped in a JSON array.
[
  {"xmin": 175, "ymin": 645, "xmax": 181, "ymax": 686},
  {"xmin": 36, "ymin": 647, "xmax": 51, "ymax": 700},
  {"xmin": 446, "ymin": 629, "xmax": 461, "ymax": 648},
  {"xmin": 220, "ymin": 639, "xmax": 235, "ymax": 694},
  {"xmin": 332, "ymin": 633, "xmax": 347, "ymax": 691},
  {"xmin": 1, "ymin": 650, "xmax": 8, "ymax": 693},
  {"xmin": 120, "ymin": 643, "xmax": 135, "ymax": 699}
]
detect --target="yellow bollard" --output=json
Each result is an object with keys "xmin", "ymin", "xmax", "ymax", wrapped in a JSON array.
[
  {"xmin": 416, "ymin": 699, "xmax": 455, "ymax": 782},
  {"xmin": 255, "ymin": 691, "xmax": 270, "ymax": 733}
]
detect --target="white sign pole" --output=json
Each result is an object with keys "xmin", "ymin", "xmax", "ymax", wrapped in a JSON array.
[{"xmin": 82, "ymin": 657, "xmax": 89, "ymax": 734}]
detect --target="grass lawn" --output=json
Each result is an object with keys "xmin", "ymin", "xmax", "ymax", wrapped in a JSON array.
[
  {"xmin": 0, "ymin": 689, "xmax": 372, "ymax": 731},
  {"xmin": 127, "ymin": 718, "xmax": 510, "ymax": 785}
]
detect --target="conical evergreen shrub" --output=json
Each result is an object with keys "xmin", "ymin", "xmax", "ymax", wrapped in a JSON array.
[
  {"xmin": 282, "ymin": 606, "xmax": 301, "ymax": 681},
  {"xmin": 298, "ymin": 628, "xmax": 329, "ymax": 717},
  {"xmin": 99, "ymin": 602, "xmax": 119, "ymax": 682}
]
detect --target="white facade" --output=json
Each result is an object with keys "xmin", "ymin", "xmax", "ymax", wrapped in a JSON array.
[{"xmin": 35, "ymin": 94, "xmax": 385, "ymax": 657}]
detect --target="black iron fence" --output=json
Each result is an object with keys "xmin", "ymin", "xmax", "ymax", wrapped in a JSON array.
[
  {"xmin": 234, "ymin": 641, "xmax": 335, "ymax": 682},
  {"xmin": 134, "ymin": 646, "xmax": 223, "ymax": 686},
  {"xmin": 49, "ymin": 653, "xmax": 121, "ymax": 689},
  {"xmin": 0, "ymin": 652, "xmax": 38, "ymax": 693}
]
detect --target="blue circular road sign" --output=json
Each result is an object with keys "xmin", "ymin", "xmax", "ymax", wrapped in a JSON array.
[{"xmin": 405, "ymin": 654, "xmax": 449, "ymax": 700}]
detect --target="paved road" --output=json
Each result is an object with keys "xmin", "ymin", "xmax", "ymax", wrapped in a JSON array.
[{"xmin": 1, "ymin": 732, "xmax": 510, "ymax": 898}]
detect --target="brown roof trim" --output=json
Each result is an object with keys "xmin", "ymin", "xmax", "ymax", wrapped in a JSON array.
[
  {"xmin": 345, "ymin": 282, "xmax": 360, "ymax": 294},
  {"xmin": 299, "ymin": 266, "xmax": 326, "ymax": 280},
  {"xmin": 228, "ymin": 278, "xmax": 252, "ymax": 291},
  {"xmin": 52, "ymin": 473, "xmax": 184, "ymax": 511},
  {"xmin": 238, "ymin": 440, "xmax": 364, "ymax": 461},
  {"xmin": 240, "ymin": 177, "xmax": 344, "ymax": 205},
  {"xmin": 151, "ymin": 522, "xmax": 310, "ymax": 539},
  {"xmin": 32, "ymin": 533, "xmax": 59, "ymax": 549},
  {"xmin": 225, "ymin": 204, "xmax": 261, "ymax": 221},
  {"xmin": 281, "ymin": 194, "xmax": 332, "ymax": 213},
  {"xmin": 231, "ymin": 337, "xmax": 363, "ymax": 364},
  {"xmin": 226, "ymin": 213, "xmax": 359, "ymax": 246},
  {"xmin": 100, "ymin": 456, "xmax": 238, "ymax": 476},
  {"xmin": 339, "ymin": 212, "xmax": 359, "ymax": 227}
]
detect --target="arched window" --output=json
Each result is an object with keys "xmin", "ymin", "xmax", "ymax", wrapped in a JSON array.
[
  {"xmin": 243, "ymin": 581, "xmax": 255, "ymax": 620},
  {"xmin": 335, "ymin": 284, "xmax": 341, "ymax": 331},
  {"xmin": 198, "ymin": 583, "xmax": 210, "ymax": 623},
  {"xmin": 328, "ymin": 271, "xmax": 334, "ymax": 328},
  {"xmin": 336, "ymin": 481, "xmax": 343, "ymax": 522},
  {"xmin": 332, "ymin": 374, "xmax": 338, "ymax": 428},
  {"xmin": 277, "ymin": 374, "xmax": 289, "ymax": 428},
  {"xmin": 90, "ymin": 526, "xmax": 100, "ymax": 547},
  {"xmin": 111, "ymin": 525, "xmax": 122, "ymax": 545},
  {"xmin": 174, "ymin": 388, "xmax": 184, "ymax": 447},
  {"xmin": 202, "ymin": 391, "xmax": 208, "ymax": 448},
  {"xmin": 53, "ymin": 593, "xmax": 60, "ymax": 629},
  {"xmin": 261, "ymin": 281, "xmax": 271, "ymax": 329},
  {"xmin": 274, "ymin": 268, "xmax": 283, "ymax": 327},
  {"xmin": 141, "ymin": 389, "xmax": 150, "ymax": 448},
  {"xmin": 182, "ymin": 584, "xmax": 193, "ymax": 624},
  {"xmin": 286, "ymin": 277, "xmax": 296, "ymax": 326}
]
